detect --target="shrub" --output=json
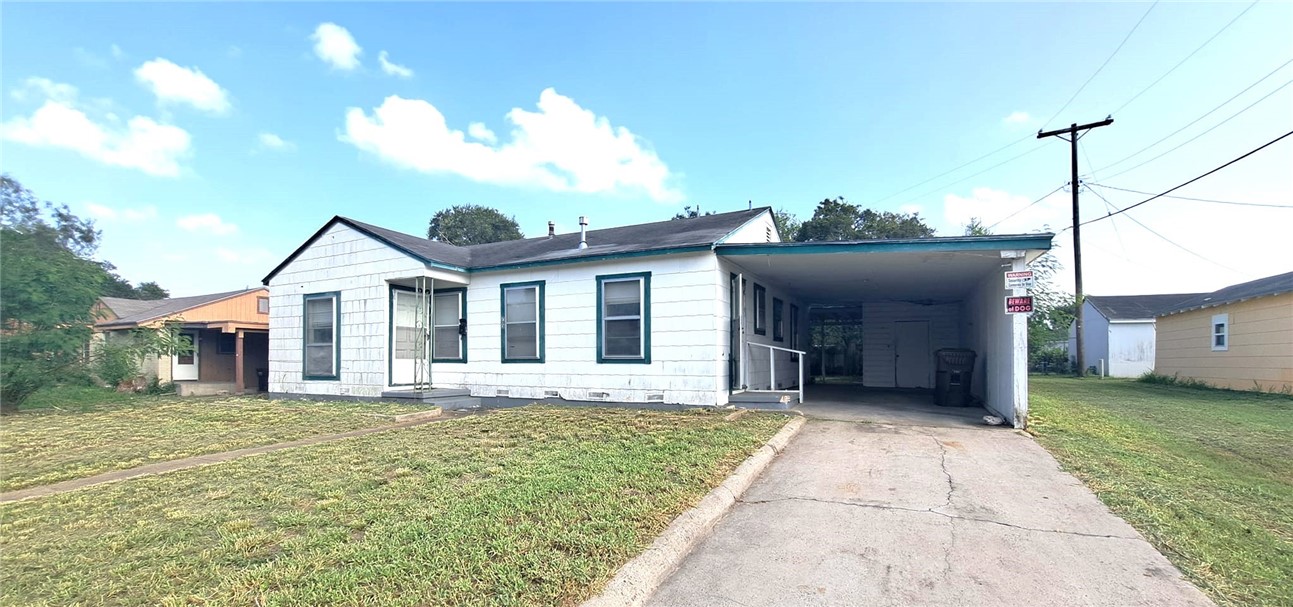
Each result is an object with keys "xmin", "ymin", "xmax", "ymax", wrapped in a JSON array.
[
  {"xmin": 93, "ymin": 339, "xmax": 143, "ymax": 388},
  {"xmin": 144, "ymin": 377, "xmax": 175, "ymax": 395},
  {"xmin": 1030, "ymin": 347, "xmax": 1070, "ymax": 374}
]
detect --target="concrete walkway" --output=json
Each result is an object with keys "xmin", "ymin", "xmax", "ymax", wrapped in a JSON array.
[
  {"xmin": 0, "ymin": 412, "xmax": 457, "ymax": 504},
  {"xmin": 647, "ymin": 419, "xmax": 1214, "ymax": 606}
]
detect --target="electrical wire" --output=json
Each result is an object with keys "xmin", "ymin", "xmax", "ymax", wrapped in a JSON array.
[
  {"xmin": 871, "ymin": 134, "xmax": 1034, "ymax": 205},
  {"xmin": 1096, "ymin": 58, "xmax": 1293, "ymax": 175},
  {"xmin": 984, "ymin": 184, "xmax": 1067, "ymax": 231},
  {"xmin": 1110, "ymin": 0, "xmax": 1261, "ymax": 116},
  {"xmin": 1087, "ymin": 182, "xmax": 1292, "ymax": 209},
  {"xmin": 1087, "ymin": 185, "xmax": 1248, "ymax": 275},
  {"xmin": 1084, "ymin": 183, "xmax": 1132, "ymax": 262},
  {"xmin": 1042, "ymin": 0, "xmax": 1159, "ymax": 130},
  {"xmin": 897, "ymin": 143, "xmax": 1049, "ymax": 207},
  {"xmin": 1101, "ymin": 78, "xmax": 1293, "ymax": 181},
  {"xmin": 1078, "ymin": 129, "xmax": 1293, "ymax": 228}
]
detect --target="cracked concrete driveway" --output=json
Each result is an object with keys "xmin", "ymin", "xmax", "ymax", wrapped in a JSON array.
[{"xmin": 647, "ymin": 419, "xmax": 1214, "ymax": 607}]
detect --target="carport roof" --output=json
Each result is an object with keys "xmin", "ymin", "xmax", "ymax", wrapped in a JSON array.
[{"xmin": 717, "ymin": 233, "xmax": 1054, "ymax": 305}]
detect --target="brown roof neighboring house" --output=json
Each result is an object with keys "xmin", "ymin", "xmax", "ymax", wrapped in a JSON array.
[{"xmin": 94, "ymin": 288, "xmax": 269, "ymax": 331}]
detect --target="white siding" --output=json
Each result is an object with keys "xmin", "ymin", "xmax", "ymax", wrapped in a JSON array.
[
  {"xmin": 860, "ymin": 302, "xmax": 961, "ymax": 388},
  {"xmin": 721, "ymin": 211, "xmax": 780, "ymax": 244},
  {"xmin": 267, "ymin": 223, "xmax": 466, "ymax": 397},
  {"xmin": 431, "ymin": 252, "xmax": 727, "ymax": 406},
  {"xmin": 718, "ymin": 259, "xmax": 809, "ymax": 395},
  {"xmin": 1108, "ymin": 321, "xmax": 1157, "ymax": 377},
  {"xmin": 961, "ymin": 260, "xmax": 1028, "ymax": 428}
]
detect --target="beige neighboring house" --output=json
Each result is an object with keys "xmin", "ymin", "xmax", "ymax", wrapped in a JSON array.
[
  {"xmin": 92, "ymin": 288, "xmax": 271, "ymax": 396},
  {"xmin": 1155, "ymin": 271, "xmax": 1293, "ymax": 392}
]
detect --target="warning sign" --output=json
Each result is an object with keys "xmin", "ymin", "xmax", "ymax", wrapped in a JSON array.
[
  {"xmin": 1005, "ymin": 270, "xmax": 1036, "ymax": 290},
  {"xmin": 1005, "ymin": 296, "xmax": 1034, "ymax": 314}
]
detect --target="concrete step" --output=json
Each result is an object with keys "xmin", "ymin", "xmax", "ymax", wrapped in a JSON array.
[
  {"xmin": 438, "ymin": 397, "xmax": 483, "ymax": 410},
  {"xmin": 730, "ymin": 391, "xmax": 800, "ymax": 410},
  {"xmin": 380, "ymin": 388, "xmax": 472, "ymax": 403}
]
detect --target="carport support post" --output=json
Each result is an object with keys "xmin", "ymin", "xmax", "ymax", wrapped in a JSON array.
[{"xmin": 234, "ymin": 329, "xmax": 244, "ymax": 395}]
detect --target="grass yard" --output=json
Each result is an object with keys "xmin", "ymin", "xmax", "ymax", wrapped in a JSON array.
[
  {"xmin": 1028, "ymin": 377, "xmax": 1293, "ymax": 607},
  {"xmin": 0, "ymin": 406, "xmax": 788, "ymax": 606},
  {"xmin": 0, "ymin": 386, "xmax": 426, "ymax": 492}
]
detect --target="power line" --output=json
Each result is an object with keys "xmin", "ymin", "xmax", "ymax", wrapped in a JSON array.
[
  {"xmin": 1101, "ymin": 78, "xmax": 1292, "ymax": 181},
  {"xmin": 1079, "ymin": 129, "xmax": 1293, "ymax": 228},
  {"xmin": 1042, "ymin": 1, "xmax": 1159, "ymax": 130},
  {"xmin": 871, "ymin": 134, "xmax": 1033, "ymax": 205},
  {"xmin": 1110, "ymin": 0, "xmax": 1261, "ymax": 116},
  {"xmin": 1096, "ymin": 58, "xmax": 1293, "ymax": 175},
  {"xmin": 1087, "ymin": 182, "xmax": 1292, "ymax": 209},
  {"xmin": 1088, "ymin": 185, "xmax": 1248, "ymax": 275},
  {"xmin": 984, "ymin": 184, "xmax": 1068, "ymax": 231},
  {"xmin": 1084, "ymin": 182, "xmax": 1132, "ymax": 262},
  {"xmin": 896, "ymin": 143, "xmax": 1048, "ymax": 207}
]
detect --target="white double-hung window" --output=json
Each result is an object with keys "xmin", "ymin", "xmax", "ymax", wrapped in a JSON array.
[
  {"xmin": 501, "ymin": 281, "xmax": 544, "ymax": 363},
  {"xmin": 598, "ymin": 272, "xmax": 651, "ymax": 363},
  {"xmin": 303, "ymin": 292, "xmax": 340, "ymax": 380},
  {"xmin": 1211, "ymin": 313, "xmax": 1229, "ymax": 351}
]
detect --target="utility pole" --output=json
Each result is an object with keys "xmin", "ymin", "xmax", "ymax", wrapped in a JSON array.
[{"xmin": 1037, "ymin": 116, "xmax": 1113, "ymax": 377}]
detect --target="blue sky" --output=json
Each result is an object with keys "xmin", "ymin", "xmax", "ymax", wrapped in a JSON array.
[{"xmin": 3, "ymin": 2, "xmax": 1290, "ymax": 297}]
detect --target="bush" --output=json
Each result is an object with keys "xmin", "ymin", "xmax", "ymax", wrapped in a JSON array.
[
  {"xmin": 144, "ymin": 377, "xmax": 175, "ymax": 395},
  {"xmin": 1138, "ymin": 372, "xmax": 1216, "ymax": 390},
  {"xmin": 93, "ymin": 340, "xmax": 143, "ymax": 388},
  {"xmin": 1030, "ymin": 347, "xmax": 1070, "ymax": 374}
]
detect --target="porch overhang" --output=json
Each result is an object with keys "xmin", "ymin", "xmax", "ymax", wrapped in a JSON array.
[{"xmin": 716, "ymin": 233, "xmax": 1053, "ymax": 305}]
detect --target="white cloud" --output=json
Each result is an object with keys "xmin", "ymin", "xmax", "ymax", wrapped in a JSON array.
[
  {"xmin": 1, "ymin": 79, "xmax": 191, "ymax": 177},
  {"xmin": 86, "ymin": 203, "xmax": 157, "ymax": 222},
  {"xmin": 10, "ymin": 78, "xmax": 77, "ymax": 103},
  {"xmin": 257, "ymin": 132, "xmax": 295, "ymax": 151},
  {"xmin": 134, "ymin": 58, "xmax": 231, "ymax": 114},
  {"xmin": 311, "ymin": 23, "xmax": 362, "ymax": 71},
  {"xmin": 1003, "ymin": 111, "xmax": 1033, "ymax": 126},
  {"xmin": 378, "ymin": 51, "xmax": 413, "ymax": 78},
  {"xmin": 467, "ymin": 122, "xmax": 497, "ymax": 144},
  {"xmin": 342, "ymin": 88, "xmax": 682, "ymax": 202},
  {"xmin": 177, "ymin": 213, "xmax": 238, "ymax": 235},
  {"xmin": 941, "ymin": 186, "xmax": 1067, "ymax": 235}
]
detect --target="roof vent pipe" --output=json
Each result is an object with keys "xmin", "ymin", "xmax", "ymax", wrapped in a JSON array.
[
  {"xmin": 547, "ymin": 221, "xmax": 555, "ymax": 239},
  {"xmin": 578, "ymin": 216, "xmax": 589, "ymax": 250}
]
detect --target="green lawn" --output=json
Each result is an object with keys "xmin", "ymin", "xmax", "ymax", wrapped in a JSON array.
[
  {"xmin": 0, "ymin": 387, "xmax": 427, "ymax": 492},
  {"xmin": 1028, "ymin": 377, "xmax": 1293, "ymax": 607},
  {"xmin": 0, "ymin": 406, "xmax": 788, "ymax": 606}
]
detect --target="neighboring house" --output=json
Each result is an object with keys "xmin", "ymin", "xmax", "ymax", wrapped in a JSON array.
[
  {"xmin": 262, "ymin": 208, "xmax": 1054, "ymax": 427},
  {"xmin": 1067, "ymin": 293, "xmax": 1199, "ymax": 377},
  {"xmin": 93, "ymin": 288, "xmax": 271, "ymax": 395},
  {"xmin": 1155, "ymin": 270, "xmax": 1293, "ymax": 392}
]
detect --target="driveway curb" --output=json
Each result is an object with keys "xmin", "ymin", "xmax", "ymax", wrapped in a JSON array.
[{"xmin": 582, "ymin": 415, "xmax": 807, "ymax": 607}]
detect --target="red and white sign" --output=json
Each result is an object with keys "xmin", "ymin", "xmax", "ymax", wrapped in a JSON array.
[
  {"xmin": 1005, "ymin": 270, "xmax": 1036, "ymax": 290},
  {"xmin": 1005, "ymin": 296, "xmax": 1034, "ymax": 314}
]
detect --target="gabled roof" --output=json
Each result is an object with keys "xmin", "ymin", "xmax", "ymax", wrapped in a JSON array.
[
  {"xmin": 95, "ymin": 288, "xmax": 264, "ymax": 328},
  {"xmin": 1085, "ymin": 294, "xmax": 1201, "ymax": 321},
  {"xmin": 1159, "ymin": 270, "xmax": 1293, "ymax": 316},
  {"xmin": 262, "ymin": 208, "xmax": 771, "ymax": 284}
]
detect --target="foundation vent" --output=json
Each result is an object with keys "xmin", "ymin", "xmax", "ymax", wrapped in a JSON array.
[
  {"xmin": 646, "ymin": 393, "xmax": 665, "ymax": 402},
  {"xmin": 589, "ymin": 391, "xmax": 610, "ymax": 400},
  {"xmin": 496, "ymin": 389, "xmax": 510, "ymax": 397},
  {"xmin": 544, "ymin": 390, "xmax": 560, "ymax": 399}
]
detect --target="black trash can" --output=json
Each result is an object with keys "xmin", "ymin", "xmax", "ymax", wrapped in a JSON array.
[
  {"xmin": 933, "ymin": 349, "xmax": 976, "ymax": 407},
  {"xmin": 255, "ymin": 368, "xmax": 268, "ymax": 393}
]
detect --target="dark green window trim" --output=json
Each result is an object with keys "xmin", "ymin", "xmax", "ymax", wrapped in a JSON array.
[
  {"xmin": 432, "ymin": 287, "xmax": 468, "ymax": 363},
  {"xmin": 753, "ymin": 283, "xmax": 767, "ymax": 335},
  {"xmin": 772, "ymin": 297, "xmax": 784, "ymax": 342},
  {"xmin": 302, "ymin": 291, "xmax": 341, "ymax": 381},
  {"xmin": 500, "ymin": 281, "xmax": 544, "ymax": 363},
  {"xmin": 789, "ymin": 304, "xmax": 800, "ymax": 361},
  {"xmin": 596, "ymin": 271, "xmax": 651, "ymax": 364}
]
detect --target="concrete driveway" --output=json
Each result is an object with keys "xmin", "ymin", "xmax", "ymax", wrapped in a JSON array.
[{"xmin": 647, "ymin": 417, "xmax": 1214, "ymax": 606}]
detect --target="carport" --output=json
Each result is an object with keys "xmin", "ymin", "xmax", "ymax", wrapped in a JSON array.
[{"xmin": 716, "ymin": 233, "xmax": 1053, "ymax": 428}]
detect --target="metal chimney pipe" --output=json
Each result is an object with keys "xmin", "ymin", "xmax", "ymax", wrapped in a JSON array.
[
  {"xmin": 547, "ymin": 221, "xmax": 555, "ymax": 239},
  {"xmin": 578, "ymin": 216, "xmax": 588, "ymax": 250}
]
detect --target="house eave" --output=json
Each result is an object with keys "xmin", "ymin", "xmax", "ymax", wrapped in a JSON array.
[{"xmin": 715, "ymin": 233, "xmax": 1054, "ymax": 256}]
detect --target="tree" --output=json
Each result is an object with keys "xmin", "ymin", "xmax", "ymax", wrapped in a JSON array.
[
  {"xmin": 671, "ymin": 205, "xmax": 714, "ymax": 220},
  {"xmin": 427, "ymin": 204, "xmax": 524, "ymax": 246},
  {"xmin": 773, "ymin": 208, "xmax": 801, "ymax": 241},
  {"xmin": 133, "ymin": 282, "xmax": 169, "ymax": 300},
  {"xmin": 963, "ymin": 217, "xmax": 992, "ymax": 236},
  {"xmin": 795, "ymin": 197, "xmax": 936, "ymax": 242},
  {"xmin": 1, "ymin": 176, "xmax": 182, "ymax": 412}
]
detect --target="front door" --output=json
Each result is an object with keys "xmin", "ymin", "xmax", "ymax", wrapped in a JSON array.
[
  {"xmin": 729, "ymin": 273, "xmax": 742, "ymax": 391},
  {"xmin": 172, "ymin": 331, "xmax": 199, "ymax": 381},
  {"xmin": 391, "ymin": 289, "xmax": 429, "ymax": 386},
  {"xmin": 894, "ymin": 321, "xmax": 930, "ymax": 388}
]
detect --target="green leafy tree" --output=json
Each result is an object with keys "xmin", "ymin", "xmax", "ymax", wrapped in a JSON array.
[
  {"xmin": 1, "ymin": 175, "xmax": 183, "ymax": 412},
  {"xmin": 427, "ymin": 204, "xmax": 524, "ymax": 246},
  {"xmin": 795, "ymin": 197, "xmax": 935, "ymax": 242},
  {"xmin": 133, "ymin": 282, "xmax": 169, "ymax": 300},
  {"xmin": 963, "ymin": 217, "xmax": 992, "ymax": 236},
  {"xmin": 671, "ymin": 205, "xmax": 715, "ymax": 220},
  {"xmin": 773, "ymin": 208, "xmax": 801, "ymax": 241}
]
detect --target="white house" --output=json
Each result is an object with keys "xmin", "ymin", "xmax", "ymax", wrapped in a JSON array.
[
  {"xmin": 262, "ymin": 208, "xmax": 1053, "ymax": 428},
  {"xmin": 1067, "ymin": 294, "xmax": 1199, "ymax": 377}
]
